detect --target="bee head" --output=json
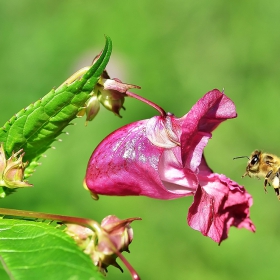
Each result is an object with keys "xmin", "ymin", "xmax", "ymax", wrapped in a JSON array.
[
  {"xmin": 248, "ymin": 150, "xmax": 261, "ymax": 167},
  {"xmin": 233, "ymin": 150, "xmax": 261, "ymax": 177}
]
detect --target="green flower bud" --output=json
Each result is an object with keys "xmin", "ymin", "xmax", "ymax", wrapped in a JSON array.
[
  {"xmin": 97, "ymin": 86, "xmax": 125, "ymax": 117},
  {"xmin": 0, "ymin": 144, "xmax": 32, "ymax": 188},
  {"xmin": 96, "ymin": 72, "xmax": 140, "ymax": 117},
  {"xmin": 85, "ymin": 95, "xmax": 100, "ymax": 122}
]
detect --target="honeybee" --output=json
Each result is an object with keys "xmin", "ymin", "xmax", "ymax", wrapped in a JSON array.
[{"xmin": 234, "ymin": 150, "xmax": 280, "ymax": 200}]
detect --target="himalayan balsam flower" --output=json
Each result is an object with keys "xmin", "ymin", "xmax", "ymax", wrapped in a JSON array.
[{"xmin": 84, "ymin": 89, "xmax": 255, "ymax": 243}]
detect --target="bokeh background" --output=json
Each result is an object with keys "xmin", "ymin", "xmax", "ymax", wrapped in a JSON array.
[{"xmin": 1, "ymin": 1, "xmax": 280, "ymax": 279}]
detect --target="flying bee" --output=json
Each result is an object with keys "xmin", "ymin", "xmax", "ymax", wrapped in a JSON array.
[{"xmin": 234, "ymin": 150, "xmax": 280, "ymax": 200}]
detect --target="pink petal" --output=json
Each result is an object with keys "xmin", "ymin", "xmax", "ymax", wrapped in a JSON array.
[
  {"xmin": 85, "ymin": 119, "xmax": 190, "ymax": 199},
  {"xmin": 158, "ymin": 148, "xmax": 198, "ymax": 194},
  {"xmin": 187, "ymin": 173, "xmax": 255, "ymax": 244},
  {"xmin": 181, "ymin": 89, "xmax": 237, "ymax": 171},
  {"xmin": 198, "ymin": 154, "xmax": 213, "ymax": 175},
  {"xmin": 103, "ymin": 78, "xmax": 140, "ymax": 93},
  {"xmin": 100, "ymin": 215, "xmax": 134, "ymax": 252},
  {"xmin": 147, "ymin": 114, "xmax": 198, "ymax": 194}
]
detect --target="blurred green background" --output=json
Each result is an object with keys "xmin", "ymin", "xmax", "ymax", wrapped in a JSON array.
[{"xmin": 1, "ymin": 1, "xmax": 280, "ymax": 279}]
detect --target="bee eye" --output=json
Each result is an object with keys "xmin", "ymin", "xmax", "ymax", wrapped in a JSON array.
[{"xmin": 251, "ymin": 156, "xmax": 259, "ymax": 165}]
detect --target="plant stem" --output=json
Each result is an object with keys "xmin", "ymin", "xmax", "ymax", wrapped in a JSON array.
[
  {"xmin": 115, "ymin": 250, "xmax": 141, "ymax": 280},
  {"xmin": 126, "ymin": 91, "xmax": 167, "ymax": 117},
  {"xmin": 0, "ymin": 207, "xmax": 95, "ymax": 226}
]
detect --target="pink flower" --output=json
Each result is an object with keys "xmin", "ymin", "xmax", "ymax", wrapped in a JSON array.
[{"xmin": 84, "ymin": 89, "xmax": 255, "ymax": 243}]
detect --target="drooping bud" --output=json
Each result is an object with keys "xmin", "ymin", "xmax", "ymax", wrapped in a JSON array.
[
  {"xmin": 0, "ymin": 143, "xmax": 32, "ymax": 188},
  {"xmin": 100, "ymin": 215, "xmax": 134, "ymax": 253},
  {"xmin": 76, "ymin": 70, "xmax": 140, "ymax": 122},
  {"xmin": 68, "ymin": 54, "xmax": 141, "ymax": 122},
  {"xmin": 85, "ymin": 95, "xmax": 100, "ymax": 122},
  {"xmin": 66, "ymin": 224, "xmax": 96, "ymax": 251},
  {"xmin": 97, "ymin": 85, "xmax": 126, "ymax": 117},
  {"xmin": 97, "ymin": 71, "xmax": 140, "ymax": 117},
  {"xmin": 65, "ymin": 215, "xmax": 140, "ymax": 276}
]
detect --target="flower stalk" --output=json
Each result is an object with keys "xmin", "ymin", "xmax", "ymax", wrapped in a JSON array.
[{"xmin": 125, "ymin": 91, "xmax": 167, "ymax": 117}]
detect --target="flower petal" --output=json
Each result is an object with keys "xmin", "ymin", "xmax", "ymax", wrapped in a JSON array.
[
  {"xmin": 181, "ymin": 89, "xmax": 237, "ymax": 171},
  {"xmin": 187, "ymin": 173, "xmax": 255, "ymax": 244},
  {"xmin": 103, "ymin": 78, "xmax": 140, "ymax": 93},
  {"xmin": 146, "ymin": 116, "xmax": 179, "ymax": 148},
  {"xmin": 85, "ymin": 118, "xmax": 190, "ymax": 199},
  {"xmin": 158, "ymin": 147, "xmax": 197, "ymax": 194}
]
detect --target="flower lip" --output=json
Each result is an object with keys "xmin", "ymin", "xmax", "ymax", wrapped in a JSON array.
[{"xmin": 188, "ymin": 171, "xmax": 255, "ymax": 244}]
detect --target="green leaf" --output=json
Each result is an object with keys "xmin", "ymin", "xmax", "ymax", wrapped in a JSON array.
[
  {"xmin": 0, "ymin": 36, "xmax": 112, "ymax": 174},
  {"xmin": 0, "ymin": 261, "xmax": 11, "ymax": 280},
  {"xmin": 0, "ymin": 219, "xmax": 104, "ymax": 280}
]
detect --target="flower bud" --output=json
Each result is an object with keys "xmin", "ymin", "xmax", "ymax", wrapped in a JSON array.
[
  {"xmin": 0, "ymin": 144, "xmax": 32, "ymax": 188},
  {"xmin": 85, "ymin": 95, "xmax": 100, "ymax": 124},
  {"xmin": 97, "ymin": 86, "xmax": 125, "ymax": 117},
  {"xmin": 96, "ymin": 72, "xmax": 140, "ymax": 117},
  {"xmin": 65, "ymin": 215, "xmax": 140, "ymax": 275},
  {"xmin": 65, "ymin": 224, "xmax": 96, "ymax": 250},
  {"xmin": 100, "ymin": 215, "xmax": 133, "ymax": 253}
]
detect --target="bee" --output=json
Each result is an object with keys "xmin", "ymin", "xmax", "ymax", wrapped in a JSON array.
[{"xmin": 234, "ymin": 150, "xmax": 280, "ymax": 200}]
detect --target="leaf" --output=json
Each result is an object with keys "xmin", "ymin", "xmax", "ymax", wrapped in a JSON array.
[
  {"xmin": 0, "ymin": 36, "xmax": 112, "ymax": 174},
  {"xmin": 0, "ymin": 261, "xmax": 11, "ymax": 280},
  {"xmin": 0, "ymin": 219, "xmax": 104, "ymax": 280}
]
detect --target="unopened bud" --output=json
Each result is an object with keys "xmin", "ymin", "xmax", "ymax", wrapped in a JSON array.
[
  {"xmin": 0, "ymin": 144, "xmax": 32, "ymax": 188},
  {"xmin": 85, "ymin": 95, "xmax": 100, "ymax": 124},
  {"xmin": 98, "ymin": 86, "xmax": 125, "ymax": 117},
  {"xmin": 96, "ymin": 73, "xmax": 140, "ymax": 117},
  {"xmin": 65, "ymin": 215, "xmax": 140, "ymax": 275}
]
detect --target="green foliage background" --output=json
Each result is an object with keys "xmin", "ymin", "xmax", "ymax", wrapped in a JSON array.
[{"xmin": 0, "ymin": 1, "xmax": 279, "ymax": 279}]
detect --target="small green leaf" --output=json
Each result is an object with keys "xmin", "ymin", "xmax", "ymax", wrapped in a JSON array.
[{"xmin": 0, "ymin": 219, "xmax": 104, "ymax": 280}]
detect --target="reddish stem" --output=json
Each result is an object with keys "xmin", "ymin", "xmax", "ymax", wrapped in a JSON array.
[
  {"xmin": 115, "ymin": 250, "xmax": 141, "ymax": 280},
  {"xmin": 0, "ymin": 207, "xmax": 93, "ymax": 226},
  {"xmin": 126, "ymin": 91, "xmax": 166, "ymax": 117}
]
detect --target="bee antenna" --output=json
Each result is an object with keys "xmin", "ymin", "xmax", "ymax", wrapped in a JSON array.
[{"xmin": 233, "ymin": 156, "xmax": 250, "ymax": 160}]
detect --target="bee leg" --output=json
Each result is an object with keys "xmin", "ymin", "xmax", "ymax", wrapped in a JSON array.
[
  {"xmin": 242, "ymin": 171, "xmax": 249, "ymax": 178},
  {"xmin": 264, "ymin": 170, "xmax": 273, "ymax": 194},
  {"xmin": 275, "ymin": 170, "xmax": 280, "ymax": 201},
  {"xmin": 274, "ymin": 188, "xmax": 280, "ymax": 200},
  {"xmin": 264, "ymin": 179, "xmax": 268, "ymax": 193}
]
